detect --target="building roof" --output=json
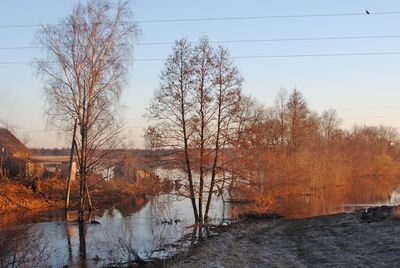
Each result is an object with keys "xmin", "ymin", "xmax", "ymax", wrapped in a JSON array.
[{"xmin": 0, "ymin": 128, "xmax": 31, "ymax": 158}]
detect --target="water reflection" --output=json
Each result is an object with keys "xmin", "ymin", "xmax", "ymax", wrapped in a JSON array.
[
  {"xmin": 24, "ymin": 193, "xmax": 231, "ymax": 267},
  {"xmin": 9, "ymin": 186, "xmax": 400, "ymax": 267},
  {"xmin": 78, "ymin": 221, "xmax": 87, "ymax": 267},
  {"xmin": 239, "ymin": 186, "xmax": 400, "ymax": 220},
  {"xmin": 66, "ymin": 218, "xmax": 74, "ymax": 263}
]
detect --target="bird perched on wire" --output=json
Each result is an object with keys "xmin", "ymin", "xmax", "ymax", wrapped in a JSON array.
[{"xmin": 366, "ymin": 10, "xmax": 370, "ymax": 14}]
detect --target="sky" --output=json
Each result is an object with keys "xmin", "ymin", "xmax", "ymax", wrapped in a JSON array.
[{"xmin": 1, "ymin": 0, "xmax": 400, "ymax": 148}]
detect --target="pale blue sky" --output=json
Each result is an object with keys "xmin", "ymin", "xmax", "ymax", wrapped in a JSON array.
[{"xmin": 1, "ymin": 0, "xmax": 400, "ymax": 148}]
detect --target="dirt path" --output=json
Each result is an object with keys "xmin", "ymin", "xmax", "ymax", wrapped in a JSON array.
[{"xmin": 171, "ymin": 212, "xmax": 400, "ymax": 267}]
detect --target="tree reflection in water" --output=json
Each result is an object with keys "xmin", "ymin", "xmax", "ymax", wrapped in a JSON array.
[
  {"xmin": 78, "ymin": 220, "xmax": 87, "ymax": 268},
  {"xmin": 16, "ymin": 193, "xmax": 231, "ymax": 267}
]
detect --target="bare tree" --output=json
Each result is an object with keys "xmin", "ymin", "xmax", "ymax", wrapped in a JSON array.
[
  {"xmin": 36, "ymin": 0, "xmax": 137, "ymax": 221},
  {"xmin": 319, "ymin": 109, "xmax": 342, "ymax": 141},
  {"xmin": 204, "ymin": 45, "xmax": 243, "ymax": 221},
  {"xmin": 147, "ymin": 38, "xmax": 199, "ymax": 221},
  {"xmin": 191, "ymin": 37, "xmax": 214, "ymax": 222},
  {"xmin": 274, "ymin": 88, "xmax": 288, "ymax": 157},
  {"xmin": 146, "ymin": 37, "xmax": 243, "ymax": 223},
  {"xmin": 377, "ymin": 126, "xmax": 399, "ymax": 155}
]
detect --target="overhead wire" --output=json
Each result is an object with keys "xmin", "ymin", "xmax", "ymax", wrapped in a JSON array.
[
  {"xmin": 1, "ymin": 51, "xmax": 400, "ymax": 65},
  {"xmin": 1, "ymin": 12, "xmax": 399, "ymax": 63},
  {"xmin": 136, "ymin": 11, "xmax": 400, "ymax": 23},
  {"xmin": 2, "ymin": 34, "xmax": 400, "ymax": 50},
  {"xmin": 0, "ymin": 11, "xmax": 400, "ymax": 29},
  {"xmin": 3, "ymin": 10, "xmax": 400, "ymax": 142}
]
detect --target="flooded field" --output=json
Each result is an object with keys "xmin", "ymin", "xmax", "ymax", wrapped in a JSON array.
[
  {"xmin": 24, "ymin": 194, "xmax": 231, "ymax": 267},
  {"xmin": 3, "ymin": 169, "xmax": 399, "ymax": 267}
]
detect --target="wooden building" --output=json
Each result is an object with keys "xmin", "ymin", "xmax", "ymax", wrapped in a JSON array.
[{"xmin": 0, "ymin": 128, "xmax": 31, "ymax": 178}]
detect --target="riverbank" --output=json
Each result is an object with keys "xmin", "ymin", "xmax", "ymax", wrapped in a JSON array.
[
  {"xmin": 0, "ymin": 180, "xmax": 63, "ymax": 211},
  {"xmin": 0, "ymin": 176, "xmax": 169, "ymax": 216},
  {"xmin": 167, "ymin": 208, "xmax": 400, "ymax": 267}
]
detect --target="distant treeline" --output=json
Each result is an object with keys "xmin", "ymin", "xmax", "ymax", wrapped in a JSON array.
[
  {"xmin": 29, "ymin": 147, "xmax": 178, "ymax": 159},
  {"xmin": 228, "ymin": 88, "xmax": 400, "ymax": 218},
  {"xmin": 30, "ymin": 148, "xmax": 70, "ymax": 155}
]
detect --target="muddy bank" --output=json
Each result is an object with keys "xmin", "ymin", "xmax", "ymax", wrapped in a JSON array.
[{"xmin": 169, "ymin": 209, "xmax": 400, "ymax": 267}]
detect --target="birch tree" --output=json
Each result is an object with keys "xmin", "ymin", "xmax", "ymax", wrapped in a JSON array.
[{"xmin": 36, "ymin": 0, "xmax": 137, "ymax": 221}]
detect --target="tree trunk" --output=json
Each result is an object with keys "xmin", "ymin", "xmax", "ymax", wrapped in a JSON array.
[
  {"xmin": 205, "ymin": 83, "xmax": 223, "ymax": 222},
  {"xmin": 180, "ymin": 67, "xmax": 199, "ymax": 222},
  {"xmin": 65, "ymin": 120, "xmax": 77, "ymax": 211},
  {"xmin": 78, "ymin": 113, "xmax": 86, "ymax": 222},
  {"xmin": 85, "ymin": 182, "xmax": 94, "ymax": 212}
]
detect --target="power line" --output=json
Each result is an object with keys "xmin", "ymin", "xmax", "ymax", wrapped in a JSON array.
[
  {"xmin": 233, "ymin": 51, "xmax": 400, "ymax": 59},
  {"xmin": 0, "ymin": 11, "xmax": 400, "ymax": 29},
  {"xmin": 0, "ymin": 24, "xmax": 56, "ymax": 29},
  {"xmin": 0, "ymin": 46, "xmax": 41, "ymax": 50},
  {"xmin": 1, "ymin": 51, "xmax": 400, "ymax": 65},
  {"xmin": 210, "ymin": 35, "xmax": 400, "ymax": 44},
  {"xmin": 136, "ymin": 11, "xmax": 400, "ymax": 23},
  {"xmin": 2, "ymin": 34, "xmax": 400, "ymax": 50}
]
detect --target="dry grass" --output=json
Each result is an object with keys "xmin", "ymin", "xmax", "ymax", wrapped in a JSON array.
[
  {"xmin": 0, "ymin": 180, "xmax": 63, "ymax": 212},
  {"xmin": 0, "ymin": 172, "xmax": 168, "ymax": 219}
]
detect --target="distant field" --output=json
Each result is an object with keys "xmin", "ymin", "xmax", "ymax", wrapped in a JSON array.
[{"xmin": 31, "ymin": 155, "xmax": 69, "ymax": 163}]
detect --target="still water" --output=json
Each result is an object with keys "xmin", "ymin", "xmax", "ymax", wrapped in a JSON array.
[
  {"xmin": 27, "ymin": 194, "xmax": 232, "ymax": 267},
  {"xmin": 21, "ymin": 180, "xmax": 400, "ymax": 267}
]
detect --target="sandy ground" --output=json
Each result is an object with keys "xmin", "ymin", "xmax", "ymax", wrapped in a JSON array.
[{"xmin": 170, "ymin": 211, "xmax": 400, "ymax": 268}]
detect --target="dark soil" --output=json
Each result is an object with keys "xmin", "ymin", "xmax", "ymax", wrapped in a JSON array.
[{"xmin": 168, "ymin": 209, "xmax": 400, "ymax": 268}]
